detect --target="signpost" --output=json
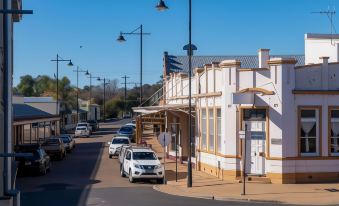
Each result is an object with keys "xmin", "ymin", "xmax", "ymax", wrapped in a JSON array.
[
  {"xmin": 240, "ymin": 124, "xmax": 248, "ymax": 195},
  {"xmin": 157, "ymin": 132, "xmax": 171, "ymax": 184}
]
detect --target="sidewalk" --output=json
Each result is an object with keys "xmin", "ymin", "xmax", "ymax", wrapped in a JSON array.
[{"xmin": 144, "ymin": 134, "xmax": 339, "ymax": 205}]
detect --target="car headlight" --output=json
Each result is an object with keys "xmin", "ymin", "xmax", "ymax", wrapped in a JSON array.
[
  {"xmin": 154, "ymin": 164, "xmax": 162, "ymax": 169},
  {"xmin": 134, "ymin": 163, "xmax": 141, "ymax": 169}
]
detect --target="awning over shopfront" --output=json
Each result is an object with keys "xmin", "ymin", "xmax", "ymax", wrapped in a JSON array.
[{"xmin": 132, "ymin": 103, "xmax": 195, "ymax": 116}]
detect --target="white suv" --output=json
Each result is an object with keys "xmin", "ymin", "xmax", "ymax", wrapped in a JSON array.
[
  {"xmin": 108, "ymin": 136, "xmax": 130, "ymax": 158},
  {"xmin": 74, "ymin": 126, "xmax": 90, "ymax": 137},
  {"xmin": 120, "ymin": 147, "xmax": 164, "ymax": 183}
]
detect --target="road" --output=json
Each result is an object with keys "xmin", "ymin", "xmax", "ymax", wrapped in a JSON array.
[{"xmin": 16, "ymin": 119, "xmax": 279, "ymax": 206}]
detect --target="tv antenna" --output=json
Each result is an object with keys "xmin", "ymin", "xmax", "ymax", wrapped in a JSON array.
[{"xmin": 312, "ymin": 7, "xmax": 337, "ymax": 45}]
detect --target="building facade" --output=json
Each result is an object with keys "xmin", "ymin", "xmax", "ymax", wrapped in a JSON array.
[{"xmin": 136, "ymin": 33, "xmax": 339, "ymax": 184}]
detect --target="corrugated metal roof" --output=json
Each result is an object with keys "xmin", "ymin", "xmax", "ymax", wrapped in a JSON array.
[
  {"xmin": 165, "ymin": 54, "xmax": 305, "ymax": 74},
  {"xmin": 24, "ymin": 97, "xmax": 56, "ymax": 103},
  {"xmin": 13, "ymin": 104, "xmax": 55, "ymax": 120}
]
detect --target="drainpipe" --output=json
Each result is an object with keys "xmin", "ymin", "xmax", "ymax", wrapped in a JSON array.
[{"xmin": 3, "ymin": 0, "xmax": 20, "ymax": 202}]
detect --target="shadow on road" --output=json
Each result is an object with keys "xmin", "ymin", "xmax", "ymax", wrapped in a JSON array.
[{"xmin": 17, "ymin": 141, "xmax": 105, "ymax": 206}]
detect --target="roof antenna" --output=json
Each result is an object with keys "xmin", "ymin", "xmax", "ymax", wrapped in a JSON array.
[{"xmin": 312, "ymin": 6, "xmax": 337, "ymax": 45}]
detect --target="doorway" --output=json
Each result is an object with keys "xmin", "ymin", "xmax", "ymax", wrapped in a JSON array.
[{"xmin": 242, "ymin": 108, "xmax": 267, "ymax": 175}]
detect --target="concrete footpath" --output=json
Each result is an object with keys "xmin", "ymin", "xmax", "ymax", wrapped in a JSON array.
[{"xmin": 144, "ymin": 134, "xmax": 339, "ymax": 205}]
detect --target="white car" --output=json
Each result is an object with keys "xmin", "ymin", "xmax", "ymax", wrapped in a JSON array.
[
  {"xmin": 75, "ymin": 126, "xmax": 90, "ymax": 137},
  {"xmin": 108, "ymin": 136, "xmax": 130, "ymax": 158},
  {"xmin": 120, "ymin": 147, "xmax": 164, "ymax": 183},
  {"xmin": 77, "ymin": 122, "xmax": 92, "ymax": 133}
]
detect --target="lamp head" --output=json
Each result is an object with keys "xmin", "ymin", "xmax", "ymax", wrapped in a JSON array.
[
  {"xmin": 156, "ymin": 0, "xmax": 168, "ymax": 11},
  {"xmin": 97, "ymin": 77, "xmax": 101, "ymax": 81},
  {"xmin": 67, "ymin": 60, "xmax": 74, "ymax": 67},
  {"xmin": 117, "ymin": 32, "xmax": 126, "ymax": 42},
  {"xmin": 85, "ymin": 70, "xmax": 90, "ymax": 76}
]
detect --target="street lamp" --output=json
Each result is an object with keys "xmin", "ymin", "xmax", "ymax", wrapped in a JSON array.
[
  {"xmin": 116, "ymin": 25, "xmax": 150, "ymax": 106},
  {"xmin": 97, "ymin": 77, "xmax": 110, "ymax": 122},
  {"xmin": 156, "ymin": 0, "xmax": 194, "ymax": 188},
  {"xmin": 51, "ymin": 55, "xmax": 74, "ymax": 115},
  {"xmin": 73, "ymin": 66, "xmax": 87, "ymax": 123}
]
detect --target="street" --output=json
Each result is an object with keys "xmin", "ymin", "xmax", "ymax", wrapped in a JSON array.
[{"xmin": 16, "ymin": 120, "xmax": 276, "ymax": 206}]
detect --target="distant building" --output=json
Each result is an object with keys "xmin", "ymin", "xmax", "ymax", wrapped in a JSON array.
[{"xmin": 135, "ymin": 33, "xmax": 339, "ymax": 184}]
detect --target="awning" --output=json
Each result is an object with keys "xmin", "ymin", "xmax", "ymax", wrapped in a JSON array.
[{"xmin": 132, "ymin": 103, "xmax": 195, "ymax": 115}]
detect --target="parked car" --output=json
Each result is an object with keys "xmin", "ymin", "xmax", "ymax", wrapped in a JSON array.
[
  {"xmin": 87, "ymin": 120, "xmax": 99, "ymax": 131},
  {"xmin": 60, "ymin": 134, "xmax": 75, "ymax": 152},
  {"xmin": 15, "ymin": 144, "xmax": 51, "ymax": 175},
  {"xmin": 125, "ymin": 123, "xmax": 136, "ymax": 129},
  {"xmin": 108, "ymin": 136, "xmax": 130, "ymax": 158},
  {"xmin": 77, "ymin": 122, "xmax": 92, "ymax": 134},
  {"xmin": 117, "ymin": 126, "xmax": 136, "ymax": 142},
  {"xmin": 75, "ymin": 126, "xmax": 90, "ymax": 138},
  {"xmin": 120, "ymin": 147, "xmax": 164, "ymax": 183},
  {"xmin": 42, "ymin": 138, "xmax": 66, "ymax": 160},
  {"xmin": 118, "ymin": 145, "xmax": 131, "ymax": 165}
]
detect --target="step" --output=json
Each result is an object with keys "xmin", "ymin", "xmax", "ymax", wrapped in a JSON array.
[{"xmin": 237, "ymin": 176, "xmax": 271, "ymax": 184}]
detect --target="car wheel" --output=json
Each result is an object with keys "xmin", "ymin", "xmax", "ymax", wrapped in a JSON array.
[
  {"xmin": 129, "ymin": 169, "xmax": 135, "ymax": 183},
  {"xmin": 59, "ymin": 153, "xmax": 63, "ymax": 160},
  {"xmin": 120, "ymin": 165, "xmax": 125, "ymax": 177},
  {"xmin": 47, "ymin": 162, "xmax": 51, "ymax": 172},
  {"xmin": 109, "ymin": 155, "xmax": 112, "ymax": 159}
]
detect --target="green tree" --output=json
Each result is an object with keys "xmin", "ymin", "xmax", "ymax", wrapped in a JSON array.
[
  {"xmin": 35, "ymin": 75, "xmax": 54, "ymax": 96},
  {"xmin": 16, "ymin": 75, "xmax": 35, "ymax": 96},
  {"xmin": 105, "ymin": 98, "xmax": 124, "ymax": 118}
]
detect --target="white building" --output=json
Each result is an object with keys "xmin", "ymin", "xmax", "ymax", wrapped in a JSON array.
[{"xmin": 135, "ymin": 33, "xmax": 339, "ymax": 184}]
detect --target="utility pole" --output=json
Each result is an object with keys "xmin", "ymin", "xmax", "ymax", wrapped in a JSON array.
[{"xmin": 121, "ymin": 75, "xmax": 130, "ymax": 116}]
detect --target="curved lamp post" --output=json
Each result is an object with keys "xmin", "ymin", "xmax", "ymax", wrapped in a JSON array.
[
  {"xmin": 73, "ymin": 66, "xmax": 87, "ymax": 123},
  {"xmin": 51, "ymin": 55, "xmax": 73, "ymax": 115},
  {"xmin": 155, "ymin": 0, "xmax": 194, "ymax": 188}
]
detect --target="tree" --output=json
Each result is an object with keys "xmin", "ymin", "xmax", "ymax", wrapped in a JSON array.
[
  {"xmin": 105, "ymin": 98, "xmax": 124, "ymax": 118},
  {"xmin": 35, "ymin": 75, "xmax": 54, "ymax": 96},
  {"xmin": 16, "ymin": 75, "xmax": 35, "ymax": 96}
]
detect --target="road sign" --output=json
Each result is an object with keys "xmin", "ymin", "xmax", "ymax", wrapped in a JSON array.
[
  {"xmin": 239, "ymin": 130, "xmax": 246, "ymax": 139},
  {"xmin": 157, "ymin": 132, "xmax": 171, "ymax": 147}
]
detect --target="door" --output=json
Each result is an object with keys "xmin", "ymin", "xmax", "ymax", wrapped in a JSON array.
[
  {"xmin": 245, "ymin": 121, "xmax": 266, "ymax": 175},
  {"xmin": 242, "ymin": 109, "xmax": 267, "ymax": 176},
  {"xmin": 124, "ymin": 151, "xmax": 131, "ymax": 173}
]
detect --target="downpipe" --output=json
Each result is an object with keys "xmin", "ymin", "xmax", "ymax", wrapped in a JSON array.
[{"xmin": 2, "ymin": 0, "xmax": 20, "ymax": 204}]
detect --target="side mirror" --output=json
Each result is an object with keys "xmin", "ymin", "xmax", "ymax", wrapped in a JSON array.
[{"xmin": 107, "ymin": 142, "xmax": 111, "ymax": 145}]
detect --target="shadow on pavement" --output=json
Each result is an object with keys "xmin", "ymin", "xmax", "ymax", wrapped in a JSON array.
[{"xmin": 17, "ymin": 141, "xmax": 105, "ymax": 206}]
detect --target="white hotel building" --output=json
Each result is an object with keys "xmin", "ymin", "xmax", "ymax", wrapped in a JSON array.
[{"xmin": 135, "ymin": 33, "xmax": 339, "ymax": 184}]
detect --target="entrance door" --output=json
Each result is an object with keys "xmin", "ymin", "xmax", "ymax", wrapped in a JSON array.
[{"xmin": 243, "ymin": 109, "xmax": 267, "ymax": 175}]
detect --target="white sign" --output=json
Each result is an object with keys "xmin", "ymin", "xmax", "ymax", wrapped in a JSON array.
[
  {"xmin": 239, "ymin": 130, "xmax": 246, "ymax": 139},
  {"xmin": 157, "ymin": 132, "xmax": 171, "ymax": 147}
]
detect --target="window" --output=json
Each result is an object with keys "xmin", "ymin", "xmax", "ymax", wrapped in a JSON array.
[
  {"xmin": 208, "ymin": 109, "xmax": 214, "ymax": 152},
  {"xmin": 201, "ymin": 109, "xmax": 207, "ymax": 150},
  {"xmin": 217, "ymin": 109, "xmax": 222, "ymax": 153},
  {"xmin": 299, "ymin": 108, "xmax": 319, "ymax": 156},
  {"xmin": 330, "ymin": 109, "xmax": 339, "ymax": 156}
]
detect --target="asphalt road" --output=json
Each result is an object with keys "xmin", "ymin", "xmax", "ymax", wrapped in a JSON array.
[{"xmin": 16, "ymin": 119, "xmax": 282, "ymax": 206}]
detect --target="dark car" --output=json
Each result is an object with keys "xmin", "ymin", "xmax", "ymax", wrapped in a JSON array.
[
  {"xmin": 42, "ymin": 138, "xmax": 66, "ymax": 160},
  {"xmin": 60, "ymin": 135, "xmax": 76, "ymax": 152},
  {"xmin": 15, "ymin": 144, "xmax": 51, "ymax": 175},
  {"xmin": 87, "ymin": 120, "xmax": 99, "ymax": 131},
  {"xmin": 117, "ymin": 126, "xmax": 136, "ymax": 142}
]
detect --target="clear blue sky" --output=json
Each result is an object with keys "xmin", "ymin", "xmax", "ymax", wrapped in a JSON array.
[{"xmin": 14, "ymin": 0, "xmax": 338, "ymax": 88}]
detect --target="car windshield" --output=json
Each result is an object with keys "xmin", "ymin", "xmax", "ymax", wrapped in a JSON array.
[
  {"xmin": 46, "ymin": 139, "xmax": 59, "ymax": 145},
  {"xmin": 87, "ymin": 120, "xmax": 96, "ymax": 123},
  {"xmin": 78, "ymin": 123, "xmax": 87, "ymax": 127},
  {"xmin": 112, "ymin": 138, "xmax": 129, "ymax": 144},
  {"xmin": 60, "ymin": 136, "xmax": 70, "ymax": 143},
  {"xmin": 119, "ymin": 127, "xmax": 133, "ymax": 133},
  {"xmin": 132, "ymin": 152, "xmax": 157, "ymax": 160},
  {"xmin": 77, "ymin": 127, "xmax": 86, "ymax": 130}
]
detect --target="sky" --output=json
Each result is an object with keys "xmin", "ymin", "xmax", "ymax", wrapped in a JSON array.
[{"xmin": 14, "ymin": 0, "xmax": 339, "ymax": 88}]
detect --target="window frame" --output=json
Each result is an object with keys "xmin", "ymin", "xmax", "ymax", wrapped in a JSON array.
[
  {"xmin": 298, "ymin": 106, "xmax": 322, "ymax": 157},
  {"xmin": 200, "ymin": 108, "xmax": 207, "ymax": 151},
  {"xmin": 328, "ymin": 106, "xmax": 339, "ymax": 156},
  {"xmin": 207, "ymin": 107, "xmax": 215, "ymax": 153},
  {"xmin": 216, "ymin": 107, "xmax": 222, "ymax": 154}
]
